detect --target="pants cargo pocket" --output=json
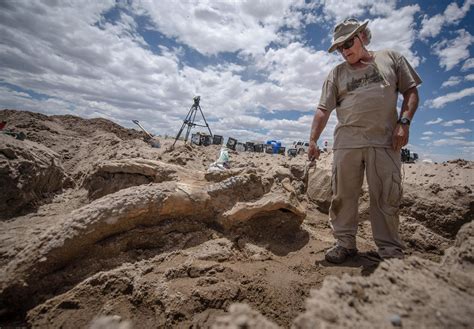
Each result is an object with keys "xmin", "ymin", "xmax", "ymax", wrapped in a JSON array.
[
  {"xmin": 331, "ymin": 165, "xmax": 337, "ymax": 196},
  {"xmin": 386, "ymin": 173, "xmax": 402, "ymax": 214},
  {"xmin": 329, "ymin": 166, "xmax": 341, "ymax": 216}
]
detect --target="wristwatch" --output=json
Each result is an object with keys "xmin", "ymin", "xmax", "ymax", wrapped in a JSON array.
[{"xmin": 397, "ymin": 117, "xmax": 411, "ymax": 125}]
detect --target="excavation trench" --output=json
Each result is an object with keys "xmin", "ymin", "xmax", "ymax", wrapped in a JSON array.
[
  {"xmin": 0, "ymin": 217, "xmax": 209, "ymax": 321},
  {"xmin": 0, "ymin": 209, "xmax": 308, "ymax": 327}
]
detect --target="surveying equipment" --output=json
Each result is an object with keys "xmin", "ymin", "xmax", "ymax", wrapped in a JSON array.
[{"xmin": 172, "ymin": 96, "xmax": 213, "ymax": 148}]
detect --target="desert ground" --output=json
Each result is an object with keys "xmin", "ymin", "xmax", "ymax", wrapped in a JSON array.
[{"xmin": 0, "ymin": 109, "xmax": 472, "ymax": 328}]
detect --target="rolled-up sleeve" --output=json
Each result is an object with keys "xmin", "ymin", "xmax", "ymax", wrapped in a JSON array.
[
  {"xmin": 396, "ymin": 55, "xmax": 422, "ymax": 93},
  {"xmin": 318, "ymin": 78, "xmax": 338, "ymax": 112}
]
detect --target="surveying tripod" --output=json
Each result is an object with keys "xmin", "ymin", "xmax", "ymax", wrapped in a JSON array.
[{"xmin": 172, "ymin": 96, "xmax": 213, "ymax": 148}]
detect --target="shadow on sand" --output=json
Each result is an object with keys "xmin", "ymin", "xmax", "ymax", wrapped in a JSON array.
[{"xmin": 315, "ymin": 250, "xmax": 382, "ymax": 276}]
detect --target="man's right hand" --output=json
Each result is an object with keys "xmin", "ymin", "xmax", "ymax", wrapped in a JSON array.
[{"xmin": 307, "ymin": 142, "xmax": 320, "ymax": 161}]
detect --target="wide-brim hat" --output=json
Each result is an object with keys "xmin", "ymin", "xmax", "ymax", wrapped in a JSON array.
[{"xmin": 328, "ymin": 19, "xmax": 369, "ymax": 53}]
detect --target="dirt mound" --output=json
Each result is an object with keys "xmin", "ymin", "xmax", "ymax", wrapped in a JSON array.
[
  {"xmin": 54, "ymin": 115, "xmax": 143, "ymax": 141},
  {"xmin": 0, "ymin": 134, "xmax": 71, "ymax": 219},
  {"xmin": 0, "ymin": 109, "xmax": 472, "ymax": 328},
  {"xmin": 0, "ymin": 110, "xmax": 144, "ymax": 145},
  {"xmin": 401, "ymin": 162, "xmax": 473, "ymax": 238},
  {"xmin": 446, "ymin": 158, "xmax": 472, "ymax": 168},
  {"xmin": 293, "ymin": 220, "xmax": 474, "ymax": 329}
]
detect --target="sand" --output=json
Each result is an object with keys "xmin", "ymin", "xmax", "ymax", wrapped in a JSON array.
[{"xmin": 0, "ymin": 109, "xmax": 472, "ymax": 328}]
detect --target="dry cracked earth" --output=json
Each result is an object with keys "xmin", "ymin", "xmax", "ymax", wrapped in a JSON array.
[{"xmin": 0, "ymin": 109, "xmax": 473, "ymax": 328}]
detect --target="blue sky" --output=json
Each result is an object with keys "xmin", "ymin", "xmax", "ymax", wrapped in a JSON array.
[{"xmin": 0, "ymin": 0, "xmax": 472, "ymax": 162}]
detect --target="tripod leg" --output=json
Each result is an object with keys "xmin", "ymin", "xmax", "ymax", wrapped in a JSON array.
[
  {"xmin": 184, "ymin": 105, "xmax": 198, "ymax": 143},
  {"xmin": 173, "ymin": 105, "xmax": 194, "ymax": 147},
  {"xmin": 198, "ymin": 105, "xmax": 213, "ymax": 137},
  {"xmin": 184, "ymin": 124, "xmax": 192, "ymax": 144},
  {"xmin": 172, "ymin": 122, "xmax": 187, "ymax": 148}
]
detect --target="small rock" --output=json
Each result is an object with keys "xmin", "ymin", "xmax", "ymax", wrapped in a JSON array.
[{"xmin": 390, "ymin": 314, "xmax": 402, "ymax": 327}]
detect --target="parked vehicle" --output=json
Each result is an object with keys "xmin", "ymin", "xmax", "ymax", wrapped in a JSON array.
[
  {"xmin": 290, "ymin": 140, "xmax": 310, "ymax": 154},
  {"xmin": 401, "ymin": 148, "xmax": 418, "ymax": 163}
]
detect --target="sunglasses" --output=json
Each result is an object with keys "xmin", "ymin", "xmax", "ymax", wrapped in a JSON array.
[{"xmin": 337, "ymin": 35, "xmax": 359, "ymax": 52}]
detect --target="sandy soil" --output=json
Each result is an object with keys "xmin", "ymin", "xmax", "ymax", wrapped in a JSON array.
[{"xmin": 0, "ymin": 109, "xmax": 472, "ymax": 328}]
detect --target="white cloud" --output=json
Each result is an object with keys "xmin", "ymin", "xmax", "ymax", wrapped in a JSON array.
[
  {"xmin": 445, "ymin": 0, "xmax": 474, "ymax": 21},
  {"xmin": 443, "ymin": 128, "xmax": 472, "ymax": 140},
  {"xmin": 425, "ymin": 118, "xmax": 443, "ymax": 125},
  {"xmin": 421, "ymin": 136, "xmax": 431, "ymax": 140},
  {"xmin": 0, "ymin": 1, "xmax": 192, "ymax": 113},
  {"xmin": 368, "ymin": 5, "xmax": 421, "ymax": 66},
  {"xmin": 465, "ymin": 74, "xmax": 474, "ymax": 81},
  {"xmin": 426, "ymin": 87, "xmax": 474, "ymax": 108},
  {"xmin": 132, "ymin": 0, "xmax": 310, "ymax": 56},
  {"xmin": 433, "ymin": 29, "xmax": 474, "ymax": 71},
  {"xmin": 0, "ymin": 86, "xmax": 75, "ymax": 116},
  {"xmin": 419, "ymin": 14, "xmax": 444, "ymax": 40},
  {"xmin": 423, "ymin": 131, "xmax": 434, "ymax": 135},
  {"xmin": 0, "ymin": 1, "xmax": 467, "ymax": 157},
  {"xmin": 442, "ymin": 119, "xmax": 465, "ymax": 126},
  {"xmin": 454, "ymin": 128, "xmax": 472, "ymax": 133},
  {"xmin": 461, "ymin": 58, "xmax": 474, "ymax": 71},
  {"xmin": 443, "ymin": 128, "xmax": 472, "ymax": 136},
  {"xmin": 321, "ymin": 0, "xmax": 396, "ymax": 22},
  {"xmin": 0, "ymin": 0, "xmax": 327, "ymax": 144},
  {"xmin": 256, "ymin": 43, "xmax": 340, "ymax": 93},
  {"xmin": 433, "ymin": 138, "xmax": 474, "ymax": 147},
  {"xmin": 441, "ymin": 76, "xmax": 462, "ymax": 88},
  {"xmin": 419, "ymin": 0, "xmax": 473, "ymax": 39},
  {"xmin": 421, "ymin": 150, "xmax": 472, "ymax": 162}
]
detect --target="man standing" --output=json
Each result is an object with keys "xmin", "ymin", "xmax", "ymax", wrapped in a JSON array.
[{"xmin": 308, "ymin": 18, "xmax": 422, "ymax": 263}]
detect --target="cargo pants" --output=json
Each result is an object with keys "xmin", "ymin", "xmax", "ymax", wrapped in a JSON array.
[{"xmin": 329, "ymin": 147, "xmax": 404, "ymax": 258}]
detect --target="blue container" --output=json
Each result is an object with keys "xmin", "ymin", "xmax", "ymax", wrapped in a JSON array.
[
  {"xmin": 273, "ymin": 141, "xmax": 281, "ymax": 154},
  {"xmin": 266, "ymin": 140, "xmax": 281, "ymax": 154}
]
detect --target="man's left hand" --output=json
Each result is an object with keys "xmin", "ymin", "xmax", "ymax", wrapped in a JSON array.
[{"xmin": 392, "ymin": 124, "xmax": 409, "ymax": 151}]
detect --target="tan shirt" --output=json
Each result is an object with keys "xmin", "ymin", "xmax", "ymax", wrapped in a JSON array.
[{"xmin": 318, "ymin": 49, "xmax": 422, "ymax": 149}]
